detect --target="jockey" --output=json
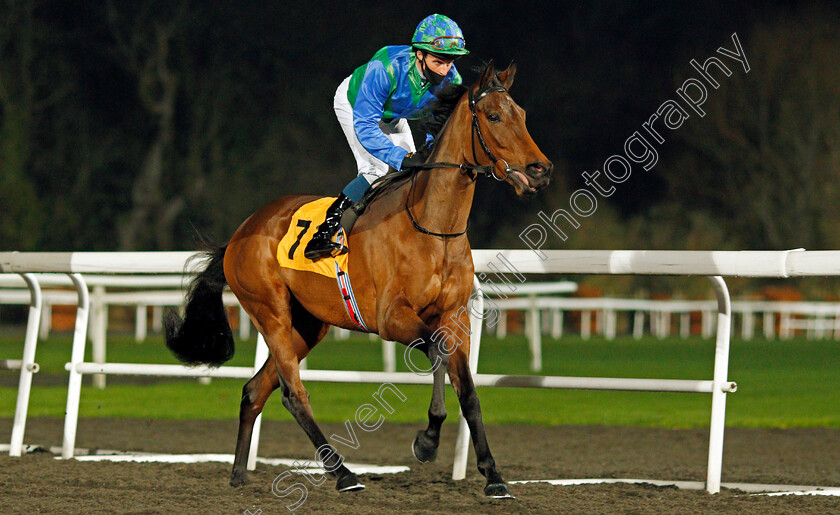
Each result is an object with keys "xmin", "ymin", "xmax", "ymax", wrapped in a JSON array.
[{"xmin": 305, "ymin": 13, "xmax": 469, "ymax": 261}]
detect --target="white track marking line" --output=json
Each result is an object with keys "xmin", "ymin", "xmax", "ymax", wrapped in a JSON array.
[{"xmin": 510, "ymin": 478, "xmax": 840, "ymax": 495}]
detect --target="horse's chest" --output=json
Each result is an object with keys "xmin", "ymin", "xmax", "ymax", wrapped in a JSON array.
[
  {"xmin": 416, "ymin": 274, "xmax": 444, "ymax": 306},
  {"xmin": 408, "ymin": 267, "xmax": 465, "ymax": 316}
]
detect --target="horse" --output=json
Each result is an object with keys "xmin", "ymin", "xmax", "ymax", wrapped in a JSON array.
[{"xmin": 164, "ymin": 61, "xmax": 552, "ymax": 499}]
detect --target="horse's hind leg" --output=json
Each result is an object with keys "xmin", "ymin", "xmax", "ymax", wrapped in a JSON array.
[
  {"xmin": 229, "ymin": 301, "xmax": 307, "ymax": 487},
  {"xmin": 274, "ymin": 348, "xmax": 364, "ymax": 492},
  {"xmin": 230, "ymin": 297, "xmax": 354, "ymax": 491},
  {"xmin": 230, "ymin": 358, "xmax": 280, "ymax": 486},
  {"xmin": 250, "ymin": 287, "xmax": 363, "ymax": 492}
]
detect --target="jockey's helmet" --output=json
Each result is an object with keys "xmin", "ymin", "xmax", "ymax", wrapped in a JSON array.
[{"xmin": 411, "ymin": 14, "xmax": 469, "ymax": 57}]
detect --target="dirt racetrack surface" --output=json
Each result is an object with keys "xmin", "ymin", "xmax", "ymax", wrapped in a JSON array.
[{"xmin": 2, "ymin": 417, "xmax": 839, "ymax": 514}]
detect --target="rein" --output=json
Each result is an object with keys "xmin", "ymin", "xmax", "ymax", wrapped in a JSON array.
[
  {"xmin": 405, "ymin": 82, "xmax": 510, "ymax": 238},
  {"xmin": 405, "ymin": 172, "xmax": 470, "ymax": 238}
]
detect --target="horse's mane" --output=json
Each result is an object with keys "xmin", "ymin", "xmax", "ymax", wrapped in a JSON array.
[
  {"xmin": 418, "ymin": 82, "xmax": 468, "ymax": 139},
  {"xmin": 419, "ymin": 62, "xmax": 505, "ymax": 139}
]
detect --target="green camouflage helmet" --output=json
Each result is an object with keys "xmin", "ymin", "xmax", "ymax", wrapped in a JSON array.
[{"xmin": 411, "ymin": 14, "xmax": 469, "ymax": 57}]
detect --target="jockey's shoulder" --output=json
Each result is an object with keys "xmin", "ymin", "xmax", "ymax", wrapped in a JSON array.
[{"xmin": 367, "ymin": 45, "xmax": 413, "ymax": 65}]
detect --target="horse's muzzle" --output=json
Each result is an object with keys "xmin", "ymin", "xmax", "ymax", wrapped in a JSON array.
[{"xmin": 524, "ymin": 161, "xmax": 553, "ymax": 191}]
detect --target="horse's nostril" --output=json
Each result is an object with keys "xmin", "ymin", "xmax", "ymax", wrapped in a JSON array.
[{"xmin": 527, "ymin": 162, "xmax": 549, "ymax": 177}]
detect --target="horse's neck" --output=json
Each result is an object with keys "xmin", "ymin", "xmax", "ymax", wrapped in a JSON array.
[{"xmin": 408, "ymin": 140, "xmax": 476, "ymax": 236}]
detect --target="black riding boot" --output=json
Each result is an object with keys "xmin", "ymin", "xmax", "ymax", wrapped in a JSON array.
[{"xmin": 304, "ymin": 194, "xmax": 355, "ymax": 260}]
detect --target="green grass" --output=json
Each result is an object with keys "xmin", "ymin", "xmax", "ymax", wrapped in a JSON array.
[{"xmin": 0, "ymin": 331, "xmax": 838, "ymax": 428}]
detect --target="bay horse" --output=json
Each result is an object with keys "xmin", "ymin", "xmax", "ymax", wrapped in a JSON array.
[{"xmin": 165, "ymin": 62, "xmax": 552, "ymax": 499}]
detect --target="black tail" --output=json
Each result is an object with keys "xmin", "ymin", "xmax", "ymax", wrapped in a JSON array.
[{"xmin": 164, "ymin": 244, "xmax": 234, "ymax": 366}]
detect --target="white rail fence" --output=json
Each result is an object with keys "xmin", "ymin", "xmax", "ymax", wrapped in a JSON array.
[
  {"xmin": 490, "ymin": 296, "xmax": 840, "ymax": 372},
  {"xmin": 494, "ymin": 297, "xmax": 840, "ymax": 340},
  {"xmin": 0, "ymin": 274, "xmax": 253, "ymax": 341},
  {"xmin": 4, "ymin": 280, "xmax": 836, "ymax": 380},
  {"xmin": 0, "ymin": 274, "xmax": 252, "ymax": 389},
  {"xmin": 5, "ymin": 274, "xmax": 835, "ymax": 381},
  {"xmin": 2, "ymin": 249, "xmax": 840, "ymax": 495}
]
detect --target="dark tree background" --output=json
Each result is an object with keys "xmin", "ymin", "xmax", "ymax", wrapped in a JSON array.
[{"xmin": 1, "ymin": 0, "xmax": 838, "ymax": 277}]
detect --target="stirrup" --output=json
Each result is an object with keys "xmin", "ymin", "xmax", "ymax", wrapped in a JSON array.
[
  {"xmin": 304, "ymin": 233, "xmax": 348, "ymax": 261},
  {"xmin": 328, "ymin": 241, "xmax": 349, "ymax": 257},
  {"xmin": 305, "ymin": 241, "xmax": 348, "ymax": 261}
]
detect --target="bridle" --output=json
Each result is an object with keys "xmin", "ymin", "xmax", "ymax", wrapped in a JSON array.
[
  {"xmin": 409, "ymin": 81, "xmax": 512, "ymax": 181},
  {"xmin": 468, "ymin": 85, "xmax": 513, "ymax": 182},
  {"xmin": 405, "ymin": 81, "xmax": 514, "ymax": 238}
]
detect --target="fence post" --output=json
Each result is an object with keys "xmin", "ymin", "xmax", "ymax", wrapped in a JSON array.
[
  {"xmin": 383, "ymin": 339, "xmax": 396, "ymax": 373},
  {"xmin": 239, "ymin": 305, "xmax": 251, "ymax": 340},
  {"xmin": 9, "ymin": 274, "xmax": 42, "ymax": 457},
  {"xmin": 605, "ymin": 309, "xmax": 617, "ymax": 340},
  {"xmin": 135, "ymin": 305, "xmax": 147, "ymax": 342},
  {"xmin": 680, "ymin": 313, "xmax": 690, "ymax": 339},
  {"xmin": 706, "ymin": 276, "xmax": 732, "ymax": 494},
  {"xmin": 581, "ymin": 311, "xmax": 591, "ymax": 340},
  {"xmin": 91, "ymin": 285, "xmax": 107, "ymax": 389},
  {"xmin": 527, "ymin": 295, "xmax": 542, "ymax": 372},
  {"xmin": 633, "ymin": 311, "xmax": 644, "ymax": 340},
  {"xmin": 62, "ymin": 274, "xmax": 90, "ymax": 459},
  {"xmin": 39, "ymin": 302, "xmax": 51, "ymax": 340},
  {"xmin": 551, "ymin": 309, "xmax": 563, "ymax": 339}
]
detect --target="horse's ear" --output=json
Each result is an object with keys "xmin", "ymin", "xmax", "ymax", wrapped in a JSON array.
[
  {"xmin": 497, "ymin": 61, "xmax": 517, "ymax": 90},
  {"xmin": 478, "ymin": 61, "xmax": 496, "ymax": 87}
]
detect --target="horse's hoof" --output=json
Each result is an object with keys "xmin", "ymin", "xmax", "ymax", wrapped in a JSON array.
[
  {"xmin": 411, "ymin": 430, "xmax": 439, "ymax": 463},
  {"xmin": 229, "ymin": 472, "xmax": 248, "ymax": 487},
  {"xmin": 336, "ymin": 472, "xmax": 365, "ymax": 493},
  {"xmin": 484, "ymin": 482, "xmax": 515, "ymax": 499}
]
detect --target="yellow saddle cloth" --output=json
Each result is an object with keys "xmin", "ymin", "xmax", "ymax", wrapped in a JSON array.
[{"xmin": 276, "ymin": 197, "xmax": 349, "ymax": 278}]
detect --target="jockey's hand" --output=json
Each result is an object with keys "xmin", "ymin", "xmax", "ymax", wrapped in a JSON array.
[{"xmin": 401, "ymin": 152, "xmax": 427, "ymax": 170}]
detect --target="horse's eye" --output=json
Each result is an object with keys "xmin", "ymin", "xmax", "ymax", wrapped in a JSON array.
[{"xmin": 488, "ymin": 113, "xmax": 501, "ymax": 123}]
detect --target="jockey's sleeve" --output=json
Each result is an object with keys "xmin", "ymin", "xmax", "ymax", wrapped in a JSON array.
[{"xmin": 352, "ymin": 61, "xmax": 409, "ymax": 170}]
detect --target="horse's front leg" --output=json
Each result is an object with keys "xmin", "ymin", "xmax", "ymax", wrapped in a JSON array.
[
  {"xmin": 412, "ymin": 346, "xmax": 448, "ymax": 463},
  {"xmin": 448, "ymin": 345, "xmax": 513, "ymax": 499},
  {"xmin": 377, "ymin": 293, "xmax": 448, "ymax": 464}
]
